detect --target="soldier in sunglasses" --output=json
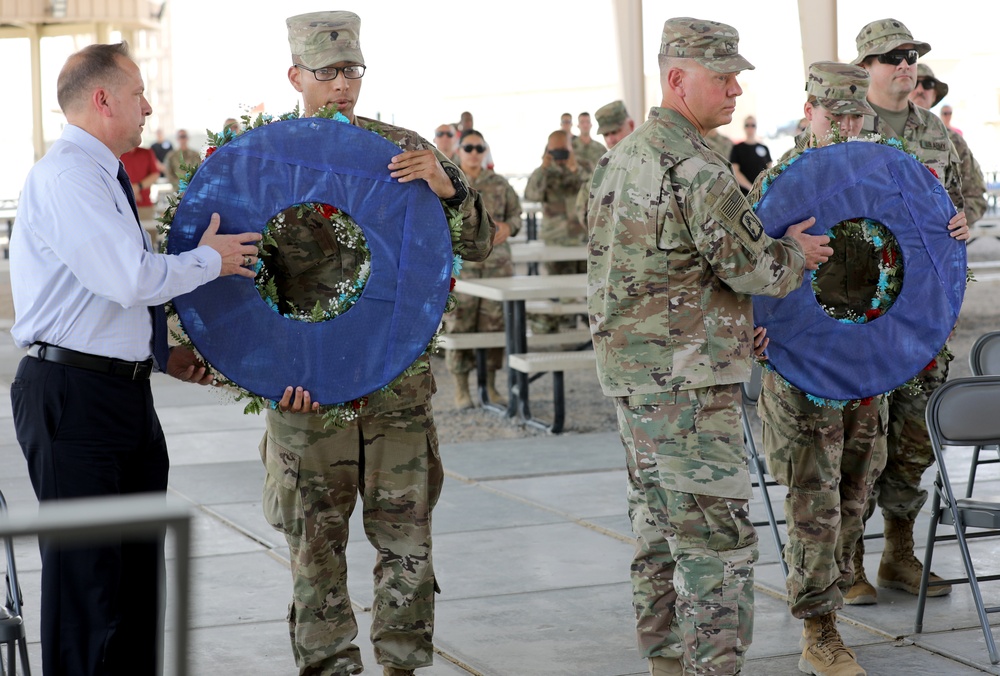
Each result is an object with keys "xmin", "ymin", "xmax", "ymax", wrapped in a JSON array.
[
  {"xmin": 908, "ymin": 64, "xmax": 987, "ymax": 225},
  {"xmin": 846, "ymin": 17, "xmax": 971, "ymax": 612}
]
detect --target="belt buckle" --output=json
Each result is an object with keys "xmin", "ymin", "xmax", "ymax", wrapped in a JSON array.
[{"xmin": 133, "ymin": 362, "xmax": 143, "ymax": 380}]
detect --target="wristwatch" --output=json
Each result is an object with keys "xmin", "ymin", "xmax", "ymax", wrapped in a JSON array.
[{"xmin": 441, "ymin": 165, "xmax": 469, "ymax": 208}]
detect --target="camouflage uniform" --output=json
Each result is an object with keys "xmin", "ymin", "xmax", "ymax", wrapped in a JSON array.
[
  {"xmin": 704, "ymin": 130, "xmax": 734, "ymax": 163},
  {"xmin": 266, "ymin": 15, "xmax": 494, "ymax": 674},
  {"xmin": 164, "ymin": 148, "xmax": 201, "ymax": 190},
  {"xmin": 750, "ymin": 68, "xmax": 891, "ymax": 616},
  {"xmin": 573, "ymin": 135, "xmax": 608, "ymax": 169},
  {"xmin": 444, "ymin": 169, "xmax": 521, "ymax": 374},
  {"xmin": 525, "ymin": 152, "xmax": 590, "ymax": 332},
  {"xmin": 589, "ymin": 48, "xmax": 809, "ymax": 668}
]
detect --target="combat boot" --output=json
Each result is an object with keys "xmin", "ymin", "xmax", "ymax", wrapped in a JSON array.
[
  {"xmin": 648, "ymin": 655, "xmax": 683, "ymax": 675},
  {"xmin": 486, "ymin": 370, "xmax": 506, "ymax": 404},
  {"xmin": 453, "ymin": 371, "xmax": 473, "ymax": 409},
  {"xmin": 877, "ymin": 516, "xmax": 951, "ymax": 596},
  {"xmin": 844, "ymin": 540, "xmax": 877, "ymax": 606},
  {"xmin": 799, "ymin": 613, "xmax": 865, "ymax": 676},
  {"xmin": 383, "ymin": 668, "xmax": 415, "ymax": 676}
]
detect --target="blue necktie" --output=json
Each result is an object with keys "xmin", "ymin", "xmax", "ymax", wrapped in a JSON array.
[{"xmin": 117, "ymin": 163, "xmax": 170, "ymax": 372}]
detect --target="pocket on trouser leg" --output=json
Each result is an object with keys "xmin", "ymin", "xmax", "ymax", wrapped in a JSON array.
[{"xmin": 260, "ymin": 434, "xmax": 304, "ymax": 538}]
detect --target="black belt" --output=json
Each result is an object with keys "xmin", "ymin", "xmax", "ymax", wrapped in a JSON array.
[{"xmin": 27, "ymin": 343, "xmax": 154, "ymax": 380}]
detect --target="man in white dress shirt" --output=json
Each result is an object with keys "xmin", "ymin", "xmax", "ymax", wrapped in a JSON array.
[{"xmin": 9, "ymin": 42, "xmax": 261, "ymax": 676}]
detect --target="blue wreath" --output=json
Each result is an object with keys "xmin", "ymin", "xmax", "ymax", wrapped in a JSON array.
[
  {"xmin": 166, "ymin": 117, "xmax": 453, "ymax": 404},
  {"xmin": 753, "ymin": 141, "xmax": 965, "ymax": 401}
]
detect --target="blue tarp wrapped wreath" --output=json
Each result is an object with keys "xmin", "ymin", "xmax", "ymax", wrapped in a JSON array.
[
  {"xmin": 752, "ymin": 141, "xmax": 966, "ymax": 401},
  {"xmin": 166, "ymin": 117, "xmax": 453, "ymax": 404}
]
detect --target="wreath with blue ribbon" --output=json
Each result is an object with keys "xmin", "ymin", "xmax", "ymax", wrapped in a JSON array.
[{"xmin": 752, "ymin": 140, "xmax": 966, "ymax": 402}]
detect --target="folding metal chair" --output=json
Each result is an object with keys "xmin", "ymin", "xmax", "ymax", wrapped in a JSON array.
[
  {"xmin": 0, "ymin": 489, "xmax": 30, "ymax": 676},
  {"xmin": 741, "ymin": 363, "xmax": 788, "ymax": 578},
  {"xmin": 914, "ymin": 375, "xmax": 1000, "ymax": 664},
  {"xmin": 966, "ymin": 331, "xmax": 1000, "ymax": 497}
]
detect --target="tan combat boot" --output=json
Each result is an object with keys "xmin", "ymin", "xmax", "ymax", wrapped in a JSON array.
[
  {"xmin": 799, "ymin": 613, "xmax": 865, "ymax": 676},
  {"xmin": 486, "ymin": 370, "xmax": 506, "ymax": 404},
  {"xmin": 877, "ymin": 516, "xmax": 951, "ymax": 596},
  {"xmin": 844, "ymin": 540, "xmax": 877, "ymax": 605},
  {"xmin": 453, "ymin": 371, "xmax": 473, "ymax": 409},
  {"xmin": 648, "ymin": 655, "xmax": 683, "ymax": 675},
  {"xmin": 383, "ymin": 668, "xmax": 415, "ymax": 676}
]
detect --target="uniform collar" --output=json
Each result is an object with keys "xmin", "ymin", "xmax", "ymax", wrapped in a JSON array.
[{"xmin": 60, "ymin": 124, "xmax": 123, "ymax": 182}]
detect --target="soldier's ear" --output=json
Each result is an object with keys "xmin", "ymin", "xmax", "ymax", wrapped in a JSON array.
[
  {"xmin": 288, "ymin": 65, "xmax": 304, "ymax": 93},
  {"xmin": 803, "ymin": 101, "xmax": 815, "ymax": 123}
]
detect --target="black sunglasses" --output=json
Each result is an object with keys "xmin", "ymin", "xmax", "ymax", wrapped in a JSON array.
[
  {"xmin": 915, "ymin": 78, "xmax": 938, "ymax": 90},
  {"xmin": 877, "ymin": 49, "xmax": 918, "ymax": 66},
  {"xmin": 462, "ymin": 144, "xmax": 487, "ymax": 153},
  {"xmin": 435, "ymin": 130, "xmax": 454, "ymax": 138}
]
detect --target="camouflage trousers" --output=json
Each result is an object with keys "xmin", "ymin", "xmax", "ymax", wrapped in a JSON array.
[
  {"xmin": 259, "ymin": 404, "xmax": 443, "ymax": 676},
  {"xmin": 863, "ymin": 354, "xmax": 951, "ymax": 524},
  {"xmin": 528, "ymin": 260, "xmax": 587, "ymax": 335},
  {"xmin": 758, "ymin": 373, "xmax": 887, "ymax": 618},
  {"xmin": 444, "ymin": 260, "xmax": 512, "ymax": 374},
  {"xmin": 616, "ymin": 384, "xmax": 757, "ymax": 675}
]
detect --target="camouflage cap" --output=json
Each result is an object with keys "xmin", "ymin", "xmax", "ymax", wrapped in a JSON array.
[
  {"xmin": 806, "ymin": 61, "xmax": 875, "ymax": 116},
  {"xmin": 659, "ymin": 17, "xmax": 754, "ymax": 73},
  {"xmin": 595, "ymin": 100, "xmax": 629, "ymax": 135},
  {"xmin": 916, "ymin": 63, "xmax": 949, "ymax": 105},
  {"xmin": 852, "ymin": 18, "xmax": 930, "ymax": 65},
  {"xmin": 287, "ymin": 11, "xmax": 364, "ymax": 69}
]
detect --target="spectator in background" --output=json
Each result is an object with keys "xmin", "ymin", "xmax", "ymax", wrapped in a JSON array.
[
  {"xmin": 444, "ymin": 128, "xmax": 521, "ymax": 408},
  {"xmin": 150, "ymin": 128, "xmax": 171, "ymax": 176},
  {"xmin": 434, "ymin": 123, "xmax": 459, "ymax": 163},
  {"xmin": 939, "ymin": 105, "xmax": 960, "ymax": 135},
  {"xmin": 223, "ymin": 117, "xmax": 240, "ymax": 134},
  {"xmin": 575, "ymin": 100, "xmax": 635, "ymax": 224},
  {"xmin": 120, "ymin": 144, "xmax": 159, "ymax": 219},
  {"xmin": 730, "ymin": 114, "xmax": 771, "ymax": 194},
  {"xmin": 458, "ymin": 110, "xmax": 473, "ymax": 133},
  {"xmin": 560, "ymin": 112, "xmax": 573, "ymax": 138},
  {"xmin": 525, "ymin": 130, "xmax": 590, "ymax": 334},
  {"xmin": 164, "ymin": 129, "xmax": 201, "ymax": 192},
  {"xmin": 572, "ymin": 111, "xmax": 607, "ymax": 168},
  {"xmin": 704, "ymin": 127, "xmax": 733, "ymax": 161},
  {"xmin": 908, "ymin": 63, "xmax": 986, "ymax": 224}
]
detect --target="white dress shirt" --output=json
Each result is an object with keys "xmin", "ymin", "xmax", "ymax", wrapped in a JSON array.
[{"xmin": 10, "ymin": 124, "xmax": 222, "ymax": 361}]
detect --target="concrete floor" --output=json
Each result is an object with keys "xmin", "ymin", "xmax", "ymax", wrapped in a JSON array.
[{"xmin": 4, "ymin": 246, "xmax": 1000, "ymax": 674}]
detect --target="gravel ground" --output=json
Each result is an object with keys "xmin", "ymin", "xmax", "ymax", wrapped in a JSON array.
[{"xmin": 429, "ymin": 235, "xmax": 1000, "ymax": 445}]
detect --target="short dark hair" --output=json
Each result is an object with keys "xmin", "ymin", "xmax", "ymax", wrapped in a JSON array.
[
  {"xmin": 56, "ymin": 42, "xmax": 131, "ymax": 112},
  {"xmin": 459, "ymin": 128, "xmax": 485, "ymax": 143},
  {"xmin": 579, "ymin": 112, "xmax": 590, "ymax": 117}
]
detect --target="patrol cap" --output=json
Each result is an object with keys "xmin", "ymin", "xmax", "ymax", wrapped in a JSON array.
[
  {"xmin": 595, "ymin": 100, "xmax": 629, "ymax": 135},
  {"xmin": 916, "ymin": 63, "xmax": 949, "ymax": 106},
  {"xmin": 287, "ymin": 11, "xmax": 364, "ymax": 68},
  {"xmin": 806, "ymin": 62, "xmax": 875, "ymax": 116},
  {"xmin": 659, "ymin": 17, "xmax": 754, "ymax": 73},
  {"xmin": 852, "ymin": 18, "xmax": 930, "ymax": 65}
]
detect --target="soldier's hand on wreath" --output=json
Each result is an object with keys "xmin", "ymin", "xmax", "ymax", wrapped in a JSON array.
[
  {"xmin": 784, "ymin": 217, "xmax": 832, "ymax": 270},
  {"xmin": 388, "ymin": 150, "xmax": 455, "ymax": 199},
  {"xmin": 947, "ymin": 210, "xmax": 970, "ymax": 240},
  {"xmin": 753, "ymin": 326, "xmax": 769, "ymax": 359},
  {"xmin": 278, "ymin": 386, "xmax": 321, "ymax": 414}
]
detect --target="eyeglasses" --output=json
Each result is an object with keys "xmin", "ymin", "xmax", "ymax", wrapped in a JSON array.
[
  {"xmin": 462, "ymin": 144, "xmax": 487, "ymax": 153},
  {"xmin": 435, "ymin": 130, "xmax": 454, "ymax": 138},
  {"xmin": 295, "ymin": 64, "xmax": 366, "ymax": 81},
  {"xmin": 876, "ymin": 49, "xmax": 918, "ymax": 66},
  {"xmin": 915, "ymin": 78, "xmax": 938, "ymax": 91}
]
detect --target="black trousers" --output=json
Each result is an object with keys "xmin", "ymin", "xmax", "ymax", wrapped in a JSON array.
[{"xmin": 10, "ymin": 356, "xmax": 169, "ymax": 676}]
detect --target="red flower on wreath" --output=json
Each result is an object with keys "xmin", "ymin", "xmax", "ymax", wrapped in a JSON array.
[
  {"xmin": 450, "ymin": 277, "xmax": 457, "ymax": 291},
  {"xmin": 313, "ymin": 203, "xmax": 338, "ymax": 219},
  {"xmin": 859, "ymin": 396, "xmax": 874, "ymax": 406},
  {"xmin": 926, "ymin": 165, "xmax": 939, "ymax": 179},
  {"xmin": 352, "ymin": 396, "xmax": 369, "ymax": 410},
  {"xmin": 924, "ymin": 358, "xmax": 937, "ymax": 371},
  {"xmin": 864, "ymin": 308, "xmax": 882, "ymax": 321},
  {"xmin": 881, "ymin": 247, "xmax": 897, "ymax": 267},
  {"xmin": 205, "ymin": 146, "xmax": 217, "ymax": 158}
]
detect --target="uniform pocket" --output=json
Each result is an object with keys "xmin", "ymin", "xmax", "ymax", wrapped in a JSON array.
[{"xmin": 260, "ymin": 434, "xmax": 304, "ymax": 538}]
